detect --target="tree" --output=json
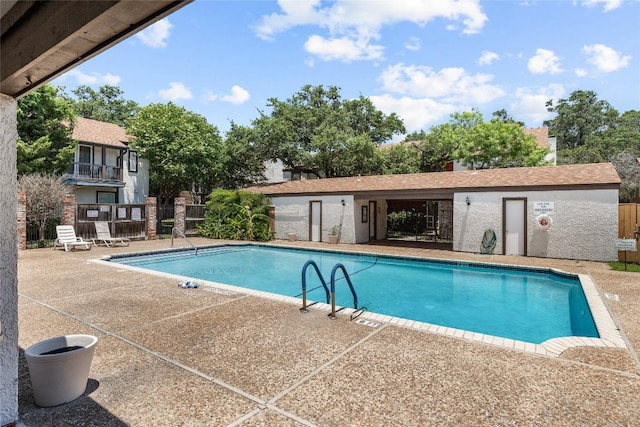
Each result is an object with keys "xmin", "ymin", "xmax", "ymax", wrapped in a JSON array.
[
  {"xmin": 408, "ymin": 109, "xmax": 548, "ymax": 171},
  {"xmin": 380, "ymin": 142, "xmax": 422, "ymax": 175},
  {"xmin": 18, "ymin": 173, "xmax": 71, "ymax": 243},
  {"xmin": 218, "ymin": 122, "xmax": 268, "ymax": 189},
  {"xmin": 126, "ymin": 103, "xmax": 224, "ymax": 208},
  {"xmin": 17, "ymin": 84, "xmax": 76, "ymax": 175},
  {"xmin": 253, "ymin": 84, "xmax": 405, "ymax": 178},
  {"xmin": 67, "ymin": 85, "xmax": 139, "ymax": 127},
  {"xmin": 544, "ymin": 90, "xmax": 619, "ymax": 152},
  {"xmin": 459, "ymin": 120, "xmax": 549, "ymax": 169},
  {"xmin": 492, "ymin": 108, "xmax": 525, "ymax": 127},
  {"xmin": 609, "ymin": 151, "xmax": 640, "ymax": 202}
]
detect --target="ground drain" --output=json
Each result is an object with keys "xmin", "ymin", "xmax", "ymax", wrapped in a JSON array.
[
  {"xmin": 355, "ymin": 319, "xmax": 379, "ymax": 328},
  {"xmin": 604, "ymin": 293, "xmax": 620, "ymax": 301}
]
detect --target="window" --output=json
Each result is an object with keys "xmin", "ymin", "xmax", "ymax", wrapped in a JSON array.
[
  {"xmin": 128, "ymin": 150, "xmax": 138, "ymax": 173},
  {"xmin": 97, "ymin": 191, "xmax": 116, "ymax": 203}
]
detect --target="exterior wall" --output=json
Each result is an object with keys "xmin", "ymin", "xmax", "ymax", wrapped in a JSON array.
[
  {"xmin": 453, "ymin": 189, "xmax": 619, "ymax": 261},
  {"xmin": 354, "ymin": 199, "xmax": 388, "ymax": 243},
  {"xmin": 272, "ymin": 195, "xmax": 356, "ymax": 243},
  {"xmin": 122, "ymin": 157, "xmax": 150, "ymax": 204},
  {"xmin": 264, "ymin": 160, "xmax": 285, "ymax": 183},
  {"xmin": 0, "ymin": 94, "xmax": 18, "ymax": 425}
]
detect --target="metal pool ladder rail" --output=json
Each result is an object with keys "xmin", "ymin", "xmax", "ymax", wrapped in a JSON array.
[
  {"xmin": 171, "ymin": 227, "xmax": 198, "ymax": 255},
  {"xmin": 300, "ymin": 260, "xmax": 365, "ymax": 320}
]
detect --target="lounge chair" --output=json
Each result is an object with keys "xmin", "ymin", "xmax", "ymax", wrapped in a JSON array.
[
  {"xmin": 92, "ymin": 221, "xmax": 130, "ymax": 247},
  {"xmin": 54, "ymin": 225, "xmax": 92, "ymax": 251}
]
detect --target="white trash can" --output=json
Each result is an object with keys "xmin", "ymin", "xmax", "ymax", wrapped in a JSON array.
[{"xmin": 25, "ymin": 334, "xmax": 98, "ymax": 407}]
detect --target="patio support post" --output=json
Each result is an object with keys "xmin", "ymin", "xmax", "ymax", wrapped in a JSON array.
[
  {"xmin": 146, "ymin": 197, "xmax": 157, "ymax": 240},
  {"xmin": 0, "ymin": 93, "xmax": 19, "ymax": 425}
]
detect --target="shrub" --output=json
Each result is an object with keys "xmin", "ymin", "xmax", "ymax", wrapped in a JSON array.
[{"xmin": 199, "ymin": 189, "xmax": 273, "ymax": 241}]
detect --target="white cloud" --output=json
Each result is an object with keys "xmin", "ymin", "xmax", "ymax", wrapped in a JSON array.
[
  {"xmin": 582, "ymin": 43, "xmax": 631, "ymax": 73},
  {"xmin": 221, "ymin": 86, "xmax": 251, "ymax": 105},
  {"xmin": 254, "ymin": 0, "xmax": 487, "ymax": 62},
  {"xmin": 478, "ymin": 51, "xmax": 499, "ymax": 66},
  {"xmin": 579, "ymin": 0, "xmax": 622, "ymax": 12},
  {"xmin": 379, "ymin": 63, "xmax": 504, "ymax": 104},
  {"xmin": 158, "ymin": 82, "xmax": 192, "ymax": 101},
  {"xmin": 65, "ymin": 69, "xmax": 121, "ymax": 85},
  {"xmin": 404, "ymin": 37, "xmax": 421, "ymax": 52},
  {"xmin": 510, "ymin": 84, "xmax": 565, "ymax": 125},
  {"xmin": 575, "ymin": 68, "xmax": 588, "ymax": 77},
  {"xmin": 527, "ymin": 48, "xmax": 563, "ymax": 74},
  {"xmin": 136, "ymin": 18, "xmax": 174, "ymax": 48},
  {"xmin": 304, "ymin": 34, "xmax": 384, "ymax": 62},
  {"xmin": 370, "ymin": 94, "xmax": 457, "ymax": 132}
]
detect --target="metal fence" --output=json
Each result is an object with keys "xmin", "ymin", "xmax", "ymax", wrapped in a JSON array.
[{"xmin": 157, "ymin": 205, "xmax": 175, "ymax": 236}]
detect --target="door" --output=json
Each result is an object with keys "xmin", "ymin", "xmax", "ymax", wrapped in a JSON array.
[
  {"xmin": 503, "ymin": 198, "xmax": 527, "ymax": 256},
  {"xmin": 369, "ymin": 201, "xmax": 377, "ymax": 241},
  {"xmin": 310, "ymin": 201, "xmax": 321, "ymax": 242}
]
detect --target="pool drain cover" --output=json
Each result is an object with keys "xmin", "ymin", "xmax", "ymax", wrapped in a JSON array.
[
  {"xmin": 604, "ymin": 293, "xmax": 619, "ymax": 301},
  {"xmin": 355, "ymin": 319, "xmax": 379, "ymax": 328}
]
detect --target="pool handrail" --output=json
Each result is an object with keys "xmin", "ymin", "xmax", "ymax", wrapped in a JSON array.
[
  {"xmin": 171, "ymin": 227, "xmax": 198, "ymax": 255},
  {"xmin": 329, "ymin": 263, "xmax": 359, "ymax": 319},
  {"xmin": 300, "ymin": 260, "xmax": 331, "ymax": 312}
]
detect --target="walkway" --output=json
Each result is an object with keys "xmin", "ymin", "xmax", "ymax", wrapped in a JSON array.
[{"xmin": 16, "ymin": 238, "xmax": 640, "ymax": 426}]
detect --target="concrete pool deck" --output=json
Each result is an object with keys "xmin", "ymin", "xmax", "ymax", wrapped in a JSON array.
[{"xmin": 16, "ymin": 238, "xmax": 640, "ymax": 426}]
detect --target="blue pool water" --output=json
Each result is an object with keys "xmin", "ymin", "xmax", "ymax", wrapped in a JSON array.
[{"xmin": 110, "ymin": 245, "xmax": 598, "ymax": 344}]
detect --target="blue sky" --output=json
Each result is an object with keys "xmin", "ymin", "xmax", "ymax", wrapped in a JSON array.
[{"xmin": 54, "ymin": 0, "xmax": 639, "ymax": 141}]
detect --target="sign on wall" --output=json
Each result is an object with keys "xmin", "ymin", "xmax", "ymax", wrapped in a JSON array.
[
  {"xmin": 614, "ymin": 238, "xmax": 637, "ymax": 251},
  {"xmin": 533, "ymin": 202, "xmax": 554, "ymax": 215}
]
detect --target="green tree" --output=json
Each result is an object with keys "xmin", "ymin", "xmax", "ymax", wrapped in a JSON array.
[
  {"xmin": 126, "ymin": 103, "xmax": 223, "ymax": 208},
  {"xmin": 253, "ymin": 84, "xmax": 405, "ymax": 178},
  {"xmin": 544, "ymin": 90, "xmax": 619, "ymax": 152},
  {"xmin": 380, "ymin": 142, "xmax": 422, "ymax": 175},
  {"xmin": 219, "ymin": 122, "xmax": 267, "ymax": 189},
  {"xmin": 17, "ymin": 84, "xmax": 76, "ymax": 175},
  {"xmin": 459, "ymin": 120, "xmax": 549, "ymax": 169},
  {"xmin": 67, "ymin": 85, "xmax": 139, "ymax": 127}
]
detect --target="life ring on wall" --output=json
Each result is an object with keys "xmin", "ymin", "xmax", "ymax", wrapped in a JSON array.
[{"xmin": 536, "ymin": 214, "xmax": 553, "ymax": 231}]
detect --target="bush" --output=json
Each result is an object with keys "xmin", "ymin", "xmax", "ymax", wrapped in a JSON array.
[{"xmin": 199, "ymin": 189, "xmax": 273, "ymax": 241}]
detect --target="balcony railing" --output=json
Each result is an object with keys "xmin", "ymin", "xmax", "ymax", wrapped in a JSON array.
[{"xmin": 66, "ymin": 162, "xmax": 123, "ymax": 182}]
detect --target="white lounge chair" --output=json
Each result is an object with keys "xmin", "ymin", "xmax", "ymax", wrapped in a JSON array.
[
  {"xmin": 93, "ymin": 221, "xmax": 130, "ymax": 247},
  {"xmin": 54, "ymin": 225, "xmax": 92, "ymax": 251}
]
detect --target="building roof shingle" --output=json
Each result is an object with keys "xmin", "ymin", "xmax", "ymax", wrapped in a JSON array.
[
  {"xmin": 249, "ymin": 163, "xmax": 620, "ymax": 196},
  {"xmin": 71, "ymin": 117, "xmax": 129, "ymax": 148}
]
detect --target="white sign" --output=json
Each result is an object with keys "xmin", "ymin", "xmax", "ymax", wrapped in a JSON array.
[
  {"xmin": 118, "ymin": 207, "xmax": 127, "ymax": 219},
  {"xmin": 131, "ymin": 207, "xmax": 142, "ymax": 221},
  {"xmin": 99, "ymin": 205, "xmax": 110, "ymax": 213},
  {"xmin": 86, "ymin": 210, "xmax": 99, "ymax": 218},
  {"xmin": 533, "ymin": 202, "xmax": 554, "ymax": 215},
  {"xmin": 614, "ymin": 238, "xmax": 637, "ymax": 251}
]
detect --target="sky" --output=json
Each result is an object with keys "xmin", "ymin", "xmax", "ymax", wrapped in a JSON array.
[{"xmin": 53, "ymin": 0, "xmax": 640, "ymax": 141}]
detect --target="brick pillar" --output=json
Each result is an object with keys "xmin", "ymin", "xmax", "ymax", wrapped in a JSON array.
[
  {"xmin": 62, "ymin": 194, "xmax": 76, "ymax": 226},
  {"xmin": 16, "ymin": 192, "xmax": 26, "ymax": 250},
  {"xmin": 146, "ymin": 197, "xmax": 157, "ymax": 240},
  {"xmin": 174, "ymin": 197, "xmax": 185, "ymax": 235}
]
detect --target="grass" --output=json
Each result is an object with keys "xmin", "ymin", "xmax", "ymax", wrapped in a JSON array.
[{"xmin": 608, "ymin": 261, "xmax": 640, "ymax": 272}]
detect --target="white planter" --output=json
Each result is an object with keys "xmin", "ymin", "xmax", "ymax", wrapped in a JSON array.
[
  {"xmin": 25, "ymin": 334, "xmax": 98, "ymax": 407},
  {"xmin": 328, "ymin": 235, "xmax": 339, "ymax": 244}
]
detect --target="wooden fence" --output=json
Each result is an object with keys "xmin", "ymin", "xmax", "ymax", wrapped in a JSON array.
[
  {"xmin": 618, "ymin": 203, "xmax": 640, "ymax": 263},
  {"xmin": 76, "ymin": 203, "xmax": 147, "ymax": 240}
]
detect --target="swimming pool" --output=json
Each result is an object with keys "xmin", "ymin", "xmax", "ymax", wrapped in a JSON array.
[{"xmin": 109, "ymin": 245, "xmax": 598, "ymax": 344}]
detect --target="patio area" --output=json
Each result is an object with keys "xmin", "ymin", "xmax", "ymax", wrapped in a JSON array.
[{"xmin": 16, "ymin": 238, "xmax": 640, "ymax": 426}]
